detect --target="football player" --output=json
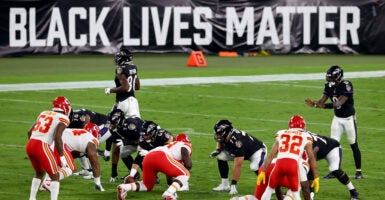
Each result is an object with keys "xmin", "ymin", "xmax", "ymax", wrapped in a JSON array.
[
  {"xmin": 305, "ymin": 66, "xmax": 363, "ymax": 179},
  {"xmin": 307, "ymin": 132, "xmax": 359, "ymax": 200},
  {"xmin": 117, "ymin": 134, "xmax": 192, "ymax": 200},
  {"xmin": 257, "ymin": 115, "xmax": 319, "ymax": 200},
  {"xmin": 104, "ymin": 47, "xmax": 141, "ymax": 119},
  {"xmin": 124, "ymin": 120, "xmax": 173, "ymax": 184},
  {"xmin": 209, "ymin": 120, "xmax": 267, "ymax": 195},
  {"xmin": 26, "ymin": 96, "xmax": 72, "ymax": 200},
  {"xmin": 108, "ymin": 109, "xmax": 144, "ymax": 182}
]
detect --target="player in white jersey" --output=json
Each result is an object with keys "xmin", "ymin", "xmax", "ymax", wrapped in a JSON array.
[
  {"xmin": 63, "ymin": 123, "xmax": 105, "ymax": 191},
  {"xmin": 257, "ymin": 115, "xmax": 319, "ymax": 200},
  {"xmin": 26, "ymin": 96, "xmax": 72, "ymax": 200},
  {"xmin": 117, "ymin": 134, "xmax": 192, "ymax": 200}
]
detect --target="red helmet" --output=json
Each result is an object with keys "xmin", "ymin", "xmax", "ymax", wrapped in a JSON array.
[
  {"xmin": 84, "ymin": 123, "xmax": 101, "ymax": 139},
  {"xmin": 174, "ymin": 133, "xmax": 191, "ymax": 143},
  {"xmin": 288, "ymin": 115, "xmax": 306, "ymax": 130},
  {"xmin": 52, "ymin": 96, "xmax": 71, "ymax": 116}
]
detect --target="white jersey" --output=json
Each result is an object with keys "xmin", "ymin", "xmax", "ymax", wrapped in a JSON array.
[
  {"xmin": 30, "ymin": 110, "xmax": 70, "ymax": 145},
  {"xmin": 62, "ymin": 128, "xmax": 99, "ymax": 153},
  {"xmin": 275, "ymin": 129, "xmax": 312, "ymax": 161},
  {"xmin": 151, "ymin": 141, "xmax": 192, "ymax": 162}
]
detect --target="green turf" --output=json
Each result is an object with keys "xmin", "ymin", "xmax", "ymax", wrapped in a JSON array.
[{"xmin": 0, "ymin": 54, "xmax": 384, "ymax": 200}]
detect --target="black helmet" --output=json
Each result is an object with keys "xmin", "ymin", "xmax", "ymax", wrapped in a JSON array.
[
  {"xmin": 326, "ymin": 65, "xmax": 343, "ymax": 87},
  {"xmin": 108, "ymin": 109, "xmax": 125, "ymax": 129},
  {"xmin": 213, "ymin": 120, "xmax": 233, "ymax": 142},
  {"xmin": 141, "ymin": 120, "xmax": 159, "ymax": 142},
  {"xmin": 114, "ymin": 47, "xmax": 133, "ymax": 65}
]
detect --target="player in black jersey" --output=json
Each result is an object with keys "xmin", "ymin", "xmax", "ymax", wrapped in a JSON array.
[
  {"xmin": 210, "ymin": 120, "xmax": 267, "ymax": 195},
  {"xmin": 124, "ymin": 120, "xmax": 173, "ymax": 184},
  {"xmin": 307, "ymin": 132, "xmax": 360, "ymax": 200},
  {"xmin": 305, "ymin": 66, "xmax": 363, "ymax": 179},
  {"xmin": 108, "ymin": 109, "xmax": 144, "ymax": 182},
  {"xmin": 105, "ymin": 47, "xmax": 141, "ymax": 119}
]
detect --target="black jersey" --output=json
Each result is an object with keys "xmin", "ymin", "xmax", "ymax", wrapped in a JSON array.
[
  {"xmin": 309, "ymin": 132, "xmax": 340, "ymax": 160},
  {"xmin": 221, "ymin": 129, "xmax": 265, "ymax": 160},
  {"xmin": 323, "ymin": 80, "xmax": 355, "ymax": 118},
  {"xmin": 69, "ymin": 109, "xmax": 108, "ymax": 128},
  {"xmin": 139, "ymin": 129, "xmax": 173, "ymax": 151},
  {"xmin": 113, "ymin": 117, "xmax": 143, "ymax": 145},
  {"xmin": 114, "ymin": 64, "xmax": 138, "ymax": 102}
]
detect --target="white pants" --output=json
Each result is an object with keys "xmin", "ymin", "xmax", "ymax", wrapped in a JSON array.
[
  {"xmin": 114, "ymin": 96, "xmax": 141, "ymax": 118},
  {"xmin": 217, "ymin": 147, "xmax": 267, "ymax": 171},
  {"xmin": 330, "ymin": 115, "xmax": 357, "ymax": 144}
]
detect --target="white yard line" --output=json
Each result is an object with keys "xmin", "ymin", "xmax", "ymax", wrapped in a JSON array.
[{"xmin": 1, "ymin": 71, "xmax": 384, "ymax": 92}]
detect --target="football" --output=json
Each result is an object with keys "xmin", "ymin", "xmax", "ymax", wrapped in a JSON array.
[{"xmin": 124, "ymin": 176, "xmax": 136, "ymax": 184}]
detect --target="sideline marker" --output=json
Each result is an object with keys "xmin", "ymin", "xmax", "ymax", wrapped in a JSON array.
[{"xmin": 187, "ymin": 51, "xmax": 207, "ymax": 67}]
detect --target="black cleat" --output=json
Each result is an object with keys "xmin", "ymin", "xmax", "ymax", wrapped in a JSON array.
[
  {"xmin": 354, "ymin": 171, "xmax": 363, "ymax": 179},
  {"xmin": 350, "ymin": 189, "xmax": 359, "ymax": 200},
  {"xmin": 323, "ymin": 172, "xmax": 335, "ymax": 179}
]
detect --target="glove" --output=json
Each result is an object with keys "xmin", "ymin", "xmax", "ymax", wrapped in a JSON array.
[
  {"xmin": 103, "ymin": 150, "xmax": 110, "ymax": 161},
  {"xmin": 105, "ymin": 88, "xmax": 111, "ymax": 95},
  {"xmin": 305, "ymin": 98, "xmax": 317, "ymax": 107},
  {"xmin": 139, "ymin": 150, "xmax": 149, "ymax": 157},
  {"xmin": 209, "ymin": 149, "xmax": 221, "ymax": 158},
  {"xmin": 257, "ymin": 171, "xmax": 266, "ymax": 185},
  {"xmin": 95, "ymin": 184, "xmax": 105, "ymax": 191},
  {"xmin": 116, "ymin": 139, "xmax": 123, "ymax": 147},
  {"xmin": 60, "ymin": 156, "xmax": 68, "ymax": 168},
  {"xmin": 229, "ymin": 184, "xmax": 238, "ymax": 195},
  {"xmin": 311, "ymin": 177, "xmax": 320, "ymax": 193}
]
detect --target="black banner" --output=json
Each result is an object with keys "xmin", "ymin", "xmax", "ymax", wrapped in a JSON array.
[{"xmin": 1, "ymin": 0, "xmax": 384, "ymax": 56}]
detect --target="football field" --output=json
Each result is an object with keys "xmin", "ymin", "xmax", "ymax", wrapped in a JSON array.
[{"xmin": 0, "ymin": 54, "xmax": 384, "ymax": 199}]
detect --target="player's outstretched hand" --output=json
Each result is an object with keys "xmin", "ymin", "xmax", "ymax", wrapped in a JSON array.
[
  {"xmin": 305, "ymin": 98, "xmax": 316, "ymax": 107},
  {"xmin": 209, "ymin": 149, "xmax": 221, "ymax": 158}
]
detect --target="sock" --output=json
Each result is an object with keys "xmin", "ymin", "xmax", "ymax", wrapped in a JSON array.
[
  {"xmin": 29, "ymin": 178, "xmax": 41, "ymax": 200},
  {"xmin": 112, "ymin": 163, "xmax": 118, "ymax": 177},
  {"xmin": 78, "ymin": 156, "xmax": 91, "ymax": 171},
  {"xmin": 129, "ymin": 168, "xmax": 137, "ymax": 177},
  {"xmin": 122, "ymin": 156, "xmax": 133, "ymax": 170},
  {"xmin": 350, "ymin": 143, "xmax": 361, "ymax": 170},
  {"xmin": 166, "ymin": 182, "xmax": 181, "ymax": 194},
  {"xmin": 59, "ymin": 167, "xmax": 73, "ymax": 180},
  {"xmin": 346, "ymin": 182, "xmax": 354, "ymax": 190},
  {"xmin": 50, "ymin": 181, "xmax": 60, "ymax": 200},
  {"xmin": 221, "ymin": 178, "xmax": 229, "ymax": 186},
  {"xmin": 217, "ymin": 160, "xmax": 229, "ymax": 179}
]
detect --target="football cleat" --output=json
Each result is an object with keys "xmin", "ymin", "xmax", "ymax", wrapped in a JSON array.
[
  {"xmin": 323, "ymin": 172, "xmax": 335, "ymax": 179},
  {"xmin": 162, "ymin": 191, "xmax": 177, "ymax": 200},
  {"xmin": 110, "ymin": 176, "xmax": 118, "ymax": 183},
  {"xmin": 350, "ymin": 189, "xmax": 359, "ymax": 200},
  {"xmin": 74, "ymin": 169, "xmax": 92, "ymax": 176},
  {"xmin": 212, "ymin": 183, "xmax": 230, "ymax": 191},
  {"xmin": 39, "ymin": 178, "xmax": 51, "ymax": 192},
  {"xmin": 354, "ymin": 171, "xmax": 363, "ymax": 179},
  {"xmin": 117, "ymin": 185, "xmax": 127, "ymax": 200}
]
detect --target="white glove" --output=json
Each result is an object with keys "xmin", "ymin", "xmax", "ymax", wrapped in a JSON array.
[
  {"xmin": 105, "ymin": 88, "xmax": 111, "ymax": 95},
  {"xmin": 139, "ymin": 150, "xmax": 149, "ymax": 157},
  {"xmin": 104, "ymin": 150, "xmax": 110, "ymax": 157},
  {"xmin": 60, "ymin": 156, "xmax": 68, "ymax": 168},
  {"xmin": 229, "ymin": 184, "xmax": 238, "ymax": 195},
  {"xmin": 116, "ymin": 139, "xmax": 123, "ymax": 147}
]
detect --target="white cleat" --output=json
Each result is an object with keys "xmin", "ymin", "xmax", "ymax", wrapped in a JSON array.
[
  {"xmin": 39, "ymin": 179, "xmax": 51, "ymax": 192},
  {"xmin": 213, "ymin": 183, "xmax": 230, "ymax": 191},
  {"xmin": 73, "ymin": 169, "xmax": 92, "ymax": 176},
  {"xmin": 117, "ymin": 185, "xmax": 127, "ymax": 200},
  {"xmin": 162, "ymin": 191, "xmax": 177, "ymax": 200}
]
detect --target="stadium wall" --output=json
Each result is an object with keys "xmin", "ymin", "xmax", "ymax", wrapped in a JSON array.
[{"xmin": 1, "ymin": 0, "xmax": 384, "ymax": 56}]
